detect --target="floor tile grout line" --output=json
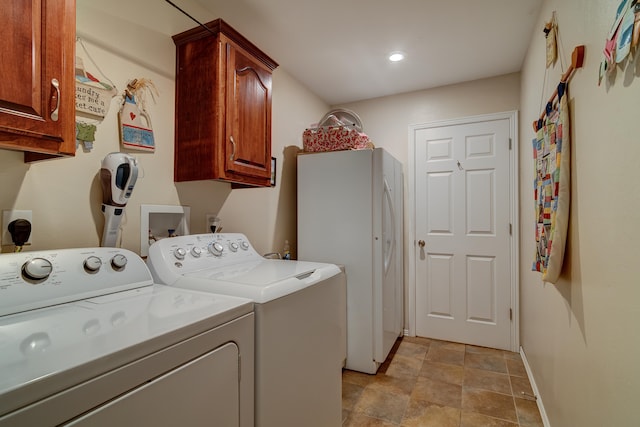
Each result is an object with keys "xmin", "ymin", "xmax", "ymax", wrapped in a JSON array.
[{"xmin": 508, "ymin": 373, "xmax": 522, "ymax": 426}]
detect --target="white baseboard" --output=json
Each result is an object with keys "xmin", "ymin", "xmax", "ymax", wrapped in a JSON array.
[{"xmin": 519, "ymin": 346, "xmax": 551, "ymax": 427}]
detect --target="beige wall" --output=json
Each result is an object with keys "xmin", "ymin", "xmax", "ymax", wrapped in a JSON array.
[
  {"xmin": 0, "ymin": 2, "xmax": 328, "ymax": 257},
  {"xmin": 519, "ymin": 0, "xmax": 640, "ymax": 426},
  {"xmin": 337, "ymin": 73, "xmax": 520, "ymax": 167}
]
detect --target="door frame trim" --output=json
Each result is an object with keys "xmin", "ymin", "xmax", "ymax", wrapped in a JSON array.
[{"xmin": 407, "ymin": 110, "xmax": 519, "ymax": 352}]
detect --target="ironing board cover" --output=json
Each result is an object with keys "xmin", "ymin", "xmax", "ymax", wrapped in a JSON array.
[{"xmin": 532, "ymin": 83, "xmax": 570, "ymax": 284}]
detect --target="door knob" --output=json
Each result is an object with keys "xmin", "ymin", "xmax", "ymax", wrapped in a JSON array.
[{"xmin": 418, "ymin": 240, "xmax": 425, "ymax": 248}]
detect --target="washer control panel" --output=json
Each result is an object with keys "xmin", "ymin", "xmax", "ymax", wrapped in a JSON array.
[
  {"xmin": 147, "ymin": 233, "xmax": 263, "ymax": 282},
  {"xmin": 0, "ymin": 248, "xmax": 153, "ymax": 317}
]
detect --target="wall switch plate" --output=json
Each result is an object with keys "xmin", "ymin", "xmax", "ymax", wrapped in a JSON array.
[{"xmin": 2, "ymin": 210, "xmax": 33, "ymax": 246}]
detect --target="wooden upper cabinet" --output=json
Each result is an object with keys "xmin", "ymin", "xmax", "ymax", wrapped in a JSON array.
[
  {"xmin": 173, "ymin": 19, "xmax": 278, "ymax": 187},
  {"xmin": 0, "ymin": 0, "xmax": 76, "ymax": 159}
]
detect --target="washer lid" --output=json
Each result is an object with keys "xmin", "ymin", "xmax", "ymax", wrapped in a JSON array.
[
  {"xmin": 0, "ymin": 285, "xmax": 252, "ymax": 416},
  {"xmin": 182, "ymin": 259, "xmax": 341, "ymax": 303}
]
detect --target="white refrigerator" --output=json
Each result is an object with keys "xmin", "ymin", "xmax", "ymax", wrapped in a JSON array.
[{"xmin": 297, "ymin": 148, "xmax": 404, "ymax": 374}]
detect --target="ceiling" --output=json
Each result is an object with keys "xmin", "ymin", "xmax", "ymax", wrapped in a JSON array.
[{"xmin": 80, "ymin": 0, "xmax": 543, "ymax": 105}]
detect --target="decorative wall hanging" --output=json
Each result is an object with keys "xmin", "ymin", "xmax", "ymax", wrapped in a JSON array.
[
  {"xmin": 532, "ymin": 82, "xmax": 570, "ymax": 284},
  {"xmin": 599, "ymin": 0, "xmax": 640, "ymax": 85},
  {"xmin": 118, "ymin": 78, "xmax": 158, "ymax": 152},
  {"xmin": 532, "ymin": 43, "xmax": 584, "ymax": 284},
  {"xmin": 75, "ymin": 37, "xmax": 118, "ymax": 151}
]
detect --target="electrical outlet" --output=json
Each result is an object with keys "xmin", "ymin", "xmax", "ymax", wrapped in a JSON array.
[
  {"xmin": 205, "ymin": 213, "xmax": 220, "ymax": 233},
  {"xmin": 2, "ymin": 210, "xmax": 33, "ymax": 246}
]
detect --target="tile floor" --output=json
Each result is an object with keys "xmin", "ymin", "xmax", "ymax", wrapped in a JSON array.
[{"xmin": 342, "ymin": 337, "xmax": 544, "ymax": 427}]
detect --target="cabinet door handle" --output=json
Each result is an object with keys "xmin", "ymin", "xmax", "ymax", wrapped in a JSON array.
[
  {"xmin": 229, "ymin": 135, "xmax": 236, "ymax": 161},
  {"xmin": 50, "ymin": 78, "xmax": 60, "ymax": 122}
]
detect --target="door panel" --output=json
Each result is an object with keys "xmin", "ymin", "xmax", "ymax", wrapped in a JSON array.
[
  {"xmin": 428, "ymin": 172, "xmax": 453, "ymax": 234},
  {"xmin": 466, "ymin": 255, "xmax": 496, "ymax": 323},
  {"xmin": 466, "ymin": 169, "xmax": 494, "ymax": 234},
  {"xmin": 0, "ymin": 0, "xmax": 74, "ymax": 152},
  {"xmin": 225, "ymin": 41, "xmax": 271, "ymax": 180},
  {"xmin": 427, "ymin": 253, "xmax": 454, "ymax": 318},
  {"xmin": 415, "ymin": 117, "xmax": 512, "ymax": 350}
]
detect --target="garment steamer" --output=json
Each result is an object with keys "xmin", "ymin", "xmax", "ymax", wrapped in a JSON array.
[{"xmin": 100, "ymin": 152, "xmax": 138, "ymax": 247}]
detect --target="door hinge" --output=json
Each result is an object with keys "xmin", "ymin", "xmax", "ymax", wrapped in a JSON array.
[
  {"xmin": 510, "ymin": 308, "xmax": 513, "ymax": 321},
  {"xmin": 509, "ymin": 138, "xmax": 512, "ymax": 150},
  {"xmin": 509, "ymin": 223, "xmax": 512, "ymax": 235}
]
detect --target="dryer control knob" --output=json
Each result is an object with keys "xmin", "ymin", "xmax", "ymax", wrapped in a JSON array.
[
  {"xmin": 22, "ymin": 258, "xmax": 53, "ymax": 281},
  {"xmin": 228, "ymin": 242, "xmax": 239, "ymax": 252},
  {"xmin": 111, "ymin": 254, "xmax": 128, "ymax": 270},
  {"xmin": 174, "ymin": 248, "xmax": 187, "ymax": 260},
  {"xmin": 239, "ymin": 240, "xmax": 249, "ymax": 250},
  {"xmin": 208, "ymin": 242, "xmax": 224, "ymax": 257},
  {"xmin": 83, "ymin": 256, "xmax": 102, "ymax": 273},
  {"xmin": 190, "ymin": 246, "xmax": 202, "ymax": 258}
]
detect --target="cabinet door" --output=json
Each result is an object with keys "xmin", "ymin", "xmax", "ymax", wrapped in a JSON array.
[
  {"xmin": 0, "ymin": 0, "xmax": 75, "ymax": 156},
  {"xmin": 223, "ymin": 39, "xmax": 272, "ymax": 185}
]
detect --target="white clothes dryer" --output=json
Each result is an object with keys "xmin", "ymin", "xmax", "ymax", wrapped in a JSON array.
[
  {"xmin": 147, "ymin": 233, "xmax": 346, "ymax": 427},
  {"xmin": 0, "ymin": 247, "xmax": 254, "ymax": 427}
]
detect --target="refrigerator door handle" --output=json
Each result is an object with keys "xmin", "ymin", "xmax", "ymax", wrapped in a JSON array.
[{"xmin": 383, "ymin": 178, "xmax": 396, "ymax": 274}]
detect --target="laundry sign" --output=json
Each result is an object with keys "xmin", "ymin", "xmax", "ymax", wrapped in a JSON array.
[
  {"xmin": 75, "ymin": 56, "xmax": 117, "ymax": 121},
  {"xmin": 76, "ymin": 83, "xmax": 111, "ymax": 118}
]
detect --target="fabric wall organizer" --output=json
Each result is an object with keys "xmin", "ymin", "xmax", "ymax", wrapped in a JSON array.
[{"xmin": 532, "ymin": 82, "xmax": 570, "ymax": 284}]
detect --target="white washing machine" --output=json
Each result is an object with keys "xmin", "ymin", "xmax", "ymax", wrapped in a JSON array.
[
  {"xmin": 147, "ymin": 233, "xmax": 346, "ymax": 427},
  {"xmin": 0, "ymin": 247, "xmax": 254, "ymax": 427}
]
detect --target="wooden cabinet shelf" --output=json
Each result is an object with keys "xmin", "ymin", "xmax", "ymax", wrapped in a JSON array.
[
  {"xmin": 0, "ymin": 0, "xmax": 76, "ymax": 161},
  {"xmin": 173, "ymin": 19, "xmax": 278, "ymax": 187}
]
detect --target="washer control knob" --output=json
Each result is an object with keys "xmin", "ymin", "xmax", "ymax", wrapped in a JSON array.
[
  {"xmin": 239, "ymin": 240, "xmax": 249, "ymax": 251},
  {"xmin": 190, "ymin": 246, "xmax": 202, "ymax": 257},
  {"xmin": 111, "ymin": 254, "xmax": 128, "ymax": 270},
  {"xmin": 22, "ymin": 258, "xmax": 53, "ymax": 281},
  {"xmin": 173, "ymin": 248, "xmax": 187, "ymax": 260},
  {"xmin": 83, "ymin": 256, "xmax": 102, "ymax": 273},
  {"xmin": 228, "ymin": 242, "xmax": 239, "ymax": 252},
  {"xmin": 208, "ymin": 242, "xmax": 224, "ymax": 257}
]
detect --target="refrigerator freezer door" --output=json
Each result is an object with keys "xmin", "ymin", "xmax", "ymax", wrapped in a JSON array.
[{"xmin": 373, "ymin": 149, "xmax": 404, "ymax": 365}]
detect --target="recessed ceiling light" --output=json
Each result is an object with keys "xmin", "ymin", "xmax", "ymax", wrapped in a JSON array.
[{"xmin": 388, "ymin": 51, "xmax": 405, "ymax": 62}]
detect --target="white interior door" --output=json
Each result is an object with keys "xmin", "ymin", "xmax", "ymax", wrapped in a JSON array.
[{"xmin": 412, "ymin": 115, "xmax": 514, "ymax": 350}]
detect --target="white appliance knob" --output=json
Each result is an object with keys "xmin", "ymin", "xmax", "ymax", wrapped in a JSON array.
[
  {"xmin": 83, "ymin": 256, "xmax": 102, "ymax": 273},
  {"xmin": 239, "ymin": 240, "xmax": 249, "ymax": 250},
  {"xmin": 174, "ymin": 248, "xmax": 187, "ymax": 260},
  {"xmin": 22, "ymin": 258, "xmax": 53, "ymax": 281},
  {"xmin": 229, "ymin": 242, "xmax": 239, "ymax": 252},
  {"xmin": 208, "ymin": 242, "xmax": 224, "ymax": 257},
  {"xmin": 190, "ymin": 246, "xmax": 202, "ymax": 257},
  {"xmin": 111, "ymin": 254, "xmax": 128, "ymax": 270}
]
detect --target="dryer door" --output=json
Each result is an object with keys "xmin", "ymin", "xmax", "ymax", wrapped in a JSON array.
[{"xmin": 66, "ymin": 342, "xmax": 241, "ymax": 427}]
